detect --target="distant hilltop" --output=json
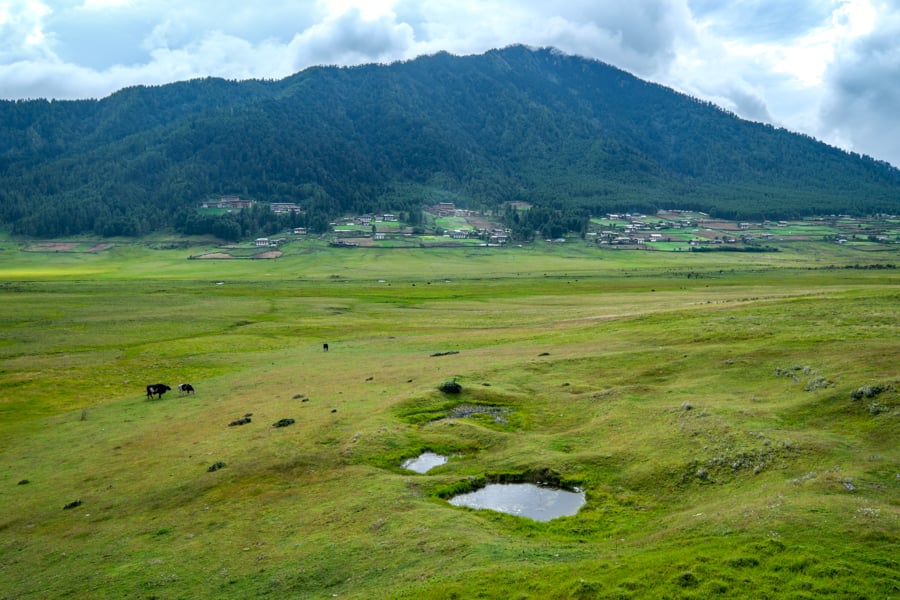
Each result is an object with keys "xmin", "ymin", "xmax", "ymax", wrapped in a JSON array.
[{"xmin": 1, "ymin": 45, "xmax": 898, "ymax": 239}]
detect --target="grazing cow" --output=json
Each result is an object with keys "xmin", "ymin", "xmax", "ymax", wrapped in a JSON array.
[
  {"xmin": 323, "ymin": 343, "xmax": 329, "ymax": 352},
  {"xmin": 178, "ymin": 383, "xmax": 195, "ymax": 395},
  {"xmin": 146, "ymin": 383, "xmax": 171, "ymax": 399}
]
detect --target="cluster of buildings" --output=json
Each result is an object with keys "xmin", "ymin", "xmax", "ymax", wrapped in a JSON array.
[
  {"xmin": 201, "ymin": 196, "xmax": 302, "ymax": 214},
  {"xmin": 443, "ymin": 228, "xmax": 509, "ymax": 244},
  {"xmin": 433, "ymin": 202, "xmax": 477, "ymax": 218},
  {"xmin": 200, "ymin": 195, "xmax": 253, "ymax": 210},
  {"xmin": 333, "ymin": 214, "xmax": 399, "ymax": 226}
]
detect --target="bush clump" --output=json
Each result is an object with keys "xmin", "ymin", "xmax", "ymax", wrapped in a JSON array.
[
  {"xmin": 438, "ymin": 379, "xmax": 462, "ymax": 394},
  {"xmin": 804, "ymin": 376, "xmax": 830, "ymax": 392},
  {"xmin": 867, "ymin": 402, "xmax": 889, "ymax": 415},
  {"xmin": 850, "ymin": 384, "xmax": 891, "ymax": 400}
]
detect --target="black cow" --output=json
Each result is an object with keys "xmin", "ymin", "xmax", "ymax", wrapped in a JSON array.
[
  {"xmin": 146, "ymin": 383, "xmax": 171, "ymax": 399},
  {"xmin": 323, "ymin": 343, "xmax": 329, "ymax": 352},
  {"xmin": 178, "ymin": 383, "xmax": 195, "ymax": 395}
]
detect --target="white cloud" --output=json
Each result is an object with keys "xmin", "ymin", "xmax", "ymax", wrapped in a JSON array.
[
  {"xmin": 289, "ymin": 7, "xmax": 415, "ymax": 69},
  {"xmin": 820, "ymin": 2, "xmax": 900, "ymax": 163},
  {"xmin": 0, "ymin": 0, "xmax": 55, "ymax": 61}
]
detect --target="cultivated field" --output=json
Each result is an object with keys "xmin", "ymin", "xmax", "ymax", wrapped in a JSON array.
[{"xmin": 0, "ymin": 238, "xmax": 897, "ymax": 599}]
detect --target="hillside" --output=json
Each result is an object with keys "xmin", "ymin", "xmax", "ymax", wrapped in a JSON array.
[{"xmin": 1, "ymin": 45, "xmax": 899, "ymax": 238}]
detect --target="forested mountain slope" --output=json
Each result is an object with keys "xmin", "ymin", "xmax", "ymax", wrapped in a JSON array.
[{"xmin": 1, "ymin": 45, "xmax": 898, "ymax": 238}]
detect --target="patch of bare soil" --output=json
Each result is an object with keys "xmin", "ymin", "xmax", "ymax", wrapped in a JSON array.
[
  {"xmin": 196, "ymin": 252, "xmax": 234, "ymax": 259},
  {"xmin": 86, "ymin": 243, "xmax": 113, "ymax": 253},
  {"xmin": 28, "ymin": 242, "xmax": 79, "ymax": 252},
  {"xmin": 466, "ymin": 215, "xmax": 495, "ymax": 230},
  {"xmin": 699, "ymin": 220, "xmax": 740, "ymax": 230},
  {"xmin": 252, "ymin": 250, "xmax": 282, "ymax": 259}
]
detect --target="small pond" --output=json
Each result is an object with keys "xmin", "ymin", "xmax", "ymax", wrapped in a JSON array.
[
  {"xmin": 448, "ymin": 483, "xmax": 585, "ymax": 521},
  {"xmin": 401, "ymin": 452, "xmax": 448, "ymax": 474}
]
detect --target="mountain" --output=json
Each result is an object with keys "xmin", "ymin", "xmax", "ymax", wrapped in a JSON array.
[{"xmin": 1, "ymin": 45, "xmax": 898, "ymax": 238}]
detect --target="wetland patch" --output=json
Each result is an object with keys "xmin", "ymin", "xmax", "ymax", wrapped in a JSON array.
[
  {"xmin": 446, "ymin": 404, "xmax": 511, "ymax": 424},
  {"xmin": 396, "ymin": 395, "xmax": 518, "ymax": 429}
]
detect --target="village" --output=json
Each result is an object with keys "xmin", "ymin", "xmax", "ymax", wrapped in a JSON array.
[{"xmin": 200, "ymin": 195, "xmax": 899, "ymax": 252}]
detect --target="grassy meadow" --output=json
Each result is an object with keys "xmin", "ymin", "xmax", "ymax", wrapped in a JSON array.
[{"xmin": 0, "ymin": 238, "xmax": 898, "ymax": 599}]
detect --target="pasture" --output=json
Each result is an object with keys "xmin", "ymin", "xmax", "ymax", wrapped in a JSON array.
[{"xmin": 0, "ymin": 239, "xmax": 898, "ymax": 598}]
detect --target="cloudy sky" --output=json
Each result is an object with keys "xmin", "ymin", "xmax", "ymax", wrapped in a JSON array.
[{"xmin": 2, "ymin": 0, "xmax": 899, "ymax": 167}]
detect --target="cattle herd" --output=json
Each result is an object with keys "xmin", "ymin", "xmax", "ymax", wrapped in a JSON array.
[{"xmin": 146, "ymin": 383, "xmax": 194, "ymax": 399}]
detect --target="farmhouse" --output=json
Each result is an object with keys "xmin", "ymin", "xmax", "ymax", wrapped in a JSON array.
[
  {"xmin": 436, "ymin": 202, "xmax": 456, "ymax": 216},
  {"xmin": 202, "ymin": 195, "xmax": 253, "ymax": 210},
  {"xmin": 255, "ymin": 237, "xmax": 269, "ymax": 247},
  {"xmin": 270, "ymin": 203, "xmax": 302, "ymax": 214}
]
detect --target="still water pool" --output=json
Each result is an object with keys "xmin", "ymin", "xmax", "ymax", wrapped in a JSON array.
[
  {"xmin": 449, "ymin": 483, "xmax": 585, "ymax": 521},
  {"xmin": 401, "ymin": 452, "xmax": 448, "ymax": 473}
]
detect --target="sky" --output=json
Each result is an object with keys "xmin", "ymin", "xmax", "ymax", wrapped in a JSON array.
[{"xmin": 1, "ymin": 0, "xmax": 899, "ymax": 168}]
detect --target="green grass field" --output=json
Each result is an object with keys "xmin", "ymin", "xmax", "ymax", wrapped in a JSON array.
[{"xmin": 0, "ymin": 239, "xmax": 897, "ymax": 599}]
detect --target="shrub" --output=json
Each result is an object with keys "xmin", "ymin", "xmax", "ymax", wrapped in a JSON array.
[
  {"xmin": 867, "ymin": 402, "xmax": 889, "ymax": 415},
  {"xmin": 676, "ymin": 572, "xmax": 698, "ymax": 587},
  {"xmin": 804, "ymin": 376, "xmax": 829, "ymax": 391},
  {"xmin": 439, "ymin": 379, "xmax": 462, "ymax": 394},
  {"xmin": 850, "ymin": 384, "xmax": 890, "ymax": 400}
]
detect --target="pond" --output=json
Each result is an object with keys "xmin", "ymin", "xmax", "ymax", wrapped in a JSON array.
[
  {"xmin": 401, "ymin": 452, "xmax": 448, "ymax": 473},
  {"xmin": 448, "ymin": 483, "xmax": 585, "ymax": 521}
]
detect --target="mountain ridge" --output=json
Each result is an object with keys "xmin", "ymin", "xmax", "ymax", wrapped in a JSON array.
[{"xmin": 1, "ymin": 45, "xmax": 898, "ymax": 238}]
